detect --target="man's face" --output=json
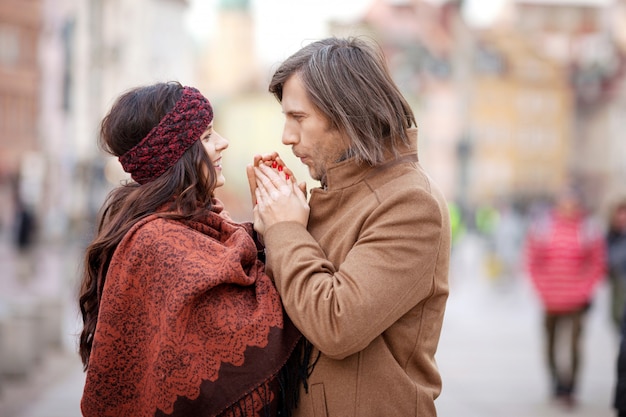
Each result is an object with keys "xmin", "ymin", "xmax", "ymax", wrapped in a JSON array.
[{"xmin": 279, "ymin": 74, "xmax": 348, "ymax": 182}]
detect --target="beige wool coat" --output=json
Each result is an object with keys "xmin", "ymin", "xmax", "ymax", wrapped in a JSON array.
[{"xmin": 263, "ymin": 128, "xmax": 451, "ymax": 417}]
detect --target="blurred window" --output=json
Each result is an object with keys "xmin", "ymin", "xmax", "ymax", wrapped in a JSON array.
[
  {"xmin": 0, "ymin": 24, "xmax": 20, "ymax": 67},
  {"xmin": 474, "ymin": 46, "xmax": 505, "ymax": 75}
]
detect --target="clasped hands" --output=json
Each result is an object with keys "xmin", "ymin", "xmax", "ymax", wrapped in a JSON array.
[{"xmin": 246, "ymin": 153, "xmax": 309, "ymax": 236}]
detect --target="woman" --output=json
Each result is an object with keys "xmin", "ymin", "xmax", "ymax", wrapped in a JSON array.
[{"xmin": 78, "ymin": 82, "xmax": 307, "ymax": 417}]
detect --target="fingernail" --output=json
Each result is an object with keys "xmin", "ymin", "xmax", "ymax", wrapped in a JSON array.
[
  {"xmin": 272, "ymin": 161, "xmax": 277, "ymax": 168},
  {"xmin": 278, "ymin": 165, "xmax": 283, "ymax": 172},
  {"xmin": 285, "ymin": 174, "xmax": 290, "ymax": 180}
]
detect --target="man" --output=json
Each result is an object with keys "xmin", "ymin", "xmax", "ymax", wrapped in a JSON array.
[{"xmin": 247, "ymin": 37, "xmax": 450, "ymax": 417}]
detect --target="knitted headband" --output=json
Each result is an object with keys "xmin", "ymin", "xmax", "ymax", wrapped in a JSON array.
[{"xmin": 118, "ymin": 86, "xmax": 214, "ymax": 184}]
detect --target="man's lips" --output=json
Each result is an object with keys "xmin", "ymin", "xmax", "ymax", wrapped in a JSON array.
[{"xmin": 294, "ymin": 153, "xmax": 308, "ymax": 164}]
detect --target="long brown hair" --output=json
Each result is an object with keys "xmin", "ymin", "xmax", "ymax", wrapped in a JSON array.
[
  {"xmin": 78, "ymin": 81, "xmax": 217, "ymax": 368},
  {"xmin": 269, "ymin": 36, "xmax": 416, "ymax": 165}
]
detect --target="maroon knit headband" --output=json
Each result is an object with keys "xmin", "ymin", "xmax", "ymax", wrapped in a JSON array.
[{"xmin": 118, "ymin": 86, "xmax": 214, "ymax": 184}]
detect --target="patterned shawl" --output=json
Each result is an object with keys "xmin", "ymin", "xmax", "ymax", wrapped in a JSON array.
[{"xmin": 81, "ymin": 202, "xmax": 303, "ymax": 417}]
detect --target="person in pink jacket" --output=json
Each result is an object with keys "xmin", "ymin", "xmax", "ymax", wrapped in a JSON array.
[
  {"xmin": 524, "ymin": 187, "xmax": 606, "ymax": 409},
  {"xmin": 247, "ymin": 37, "xmax": 450, "ymax": 417}
]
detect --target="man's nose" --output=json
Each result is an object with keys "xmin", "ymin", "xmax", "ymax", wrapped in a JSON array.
[{"xmin": 282, "ymin": 128, "xmax": 298, "ymax": 145}]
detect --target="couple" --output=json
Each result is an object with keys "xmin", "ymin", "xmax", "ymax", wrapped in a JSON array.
[{"xmin": 78, "ymin": 37, "xmax": 451, "ymax": 417}]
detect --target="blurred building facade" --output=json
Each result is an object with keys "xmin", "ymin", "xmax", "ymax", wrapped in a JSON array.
[
  {"xmin": 0, "ymin": 0, "xmax": 43, "ymax": 231},
  {"xmin": 339, "ymin": 0, "xmax": 626, "ymax": 215},
  {"xmin": 0, "ymin": 0, "xmax": 195, "ymax": 242},
  {"xmin": 0, "ymin": 0, "xmax": 41, "ymax": 174},
  {"xmin": 3, "ymin": 0, "xmax": 626, "ymax": 240},
  {"xmin": 196, "ymin": 0, "xmax": 261, "ymax": 101},
  {"xmin": 469, "ymin": 29, "xmax": 572, "ymax": 204},
  {"xmin": 510, "ymin": 0, "xmax": 626, "ymax": 210}
]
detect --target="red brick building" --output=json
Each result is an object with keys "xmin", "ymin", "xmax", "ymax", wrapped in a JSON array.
[{"xmin": 0, "ymin": 0, "xmax": 42, "ymax": 175}]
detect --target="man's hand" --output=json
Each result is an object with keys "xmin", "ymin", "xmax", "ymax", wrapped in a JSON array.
[{"xmin": 253, "ymin": 163, "xmax": 309, "ymax": 232}]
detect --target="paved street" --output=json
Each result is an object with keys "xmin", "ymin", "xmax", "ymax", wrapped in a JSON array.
[
  {"xmin": 436, "ymin": 234, "xmax": 617, "ymax": 417},
  {"xmin": 0, "ymin": 232, "xmax": 619, "ymax": 417},
  {"xmin": 0, "ymin": 232, "xmax": 86, "ymax": 417}
]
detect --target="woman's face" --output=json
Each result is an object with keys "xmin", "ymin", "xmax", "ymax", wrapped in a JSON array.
[{"xmin": 200, "ymin": 122, "xmax": 229, "ymax": 188}]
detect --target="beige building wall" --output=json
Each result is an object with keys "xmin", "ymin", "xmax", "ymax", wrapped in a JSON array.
[
  {"xmin": 509, "ymin": 0, "xmax": 620, "ymax": 210},
  {"xmin": 469, "ymin": 30, "xmax": 572, "ymax": 205},
  {"xmin": 196, "ymin": 7, "xmax": 260, "ymax": 100},
  {"xmin": 413, "ymin": 84, "xmax": 462, "ymax": 202}
]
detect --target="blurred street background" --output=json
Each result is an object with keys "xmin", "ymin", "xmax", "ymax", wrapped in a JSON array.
[{"xmin": 1, "ymin": 0, "xmax": 626, "ymax": 416}]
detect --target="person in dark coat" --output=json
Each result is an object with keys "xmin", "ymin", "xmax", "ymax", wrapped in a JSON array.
[
  {"xmin": 616, "ymin": 308, "xmax": 626, "ymax": 417},
  {"xmin": 607, "ymin": 200, "xmax": 626, "ymax": 330}
]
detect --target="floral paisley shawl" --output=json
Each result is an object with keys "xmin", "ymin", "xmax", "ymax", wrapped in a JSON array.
[{"xmin": 81, "ymin": 205, "xmax": 301, "ymax": 417}]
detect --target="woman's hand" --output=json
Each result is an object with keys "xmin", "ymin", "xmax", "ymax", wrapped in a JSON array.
[
  {"xmin": 247, "ymin": 153, "xmax": 279, "ymax": 235},
  {"xmin": 246, "ymin": 152, "xmax": 309, "ymax": 235},
  {"xmin": 247, "ymin": 153, "xmax": 307, "ymax": 201},
  {"xmin": 249, "ymin": 163, "xmax": 309, "ymax": 234}
]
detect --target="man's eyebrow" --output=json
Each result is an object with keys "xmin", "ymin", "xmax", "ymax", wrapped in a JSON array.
[{"xmin": 284, "ymin": 110, "xmax": 306, "ymax": 116}]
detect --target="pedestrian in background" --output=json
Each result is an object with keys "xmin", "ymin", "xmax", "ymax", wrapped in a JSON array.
[
  {"xmin": 78, "ymin": 81, "xmax": 308, "ymax": 417},
  {"xmin": 606, "ymin": 199, "xmax": 626, "ymax": 330},
  {"xmin": 10, "ymin": 173, "xmax": 37, "ymax": 281},
  {"xmin": 608, "ymin": 198, "xmax": 626, "ymax": 417},
  {"xmin": 524, "ymin": 186, "xmax": 606, "ymax": 409},
  {"xmin": 247, "ymin": 36, "xmax": 451, "ymax": 417}
]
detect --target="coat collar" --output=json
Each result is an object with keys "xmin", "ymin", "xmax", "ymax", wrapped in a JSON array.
[{"xmin": 322, "ymin": 128, "xmax": 419, "ymax": 191}]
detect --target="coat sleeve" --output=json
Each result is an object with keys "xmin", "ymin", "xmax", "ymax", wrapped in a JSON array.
[{"xmin": 263, "ymin": 187, "xmax": 448, "ymax": 360}]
